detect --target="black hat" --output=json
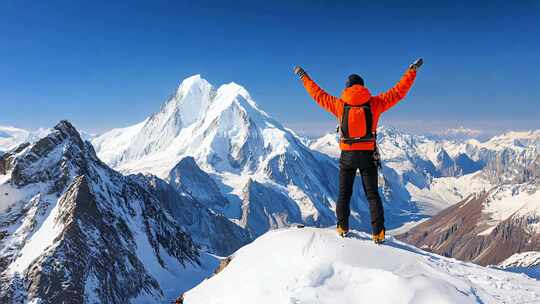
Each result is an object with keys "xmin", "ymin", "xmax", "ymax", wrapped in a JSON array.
[{"xmin": 345, "ymin": 74, "xmax": 364, "ymax": 88}]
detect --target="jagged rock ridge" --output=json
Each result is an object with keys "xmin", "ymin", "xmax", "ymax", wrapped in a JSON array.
[{"xmin": 0, "ymin": 121, "xmax": 227, "ymax": 303}]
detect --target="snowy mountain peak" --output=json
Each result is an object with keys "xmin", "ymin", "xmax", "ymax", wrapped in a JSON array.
[
  {"xmin": 209, "ymin": 81, "xmax": 271, "ymax": 130},
  {"xmin": 92, "ymin": 75, "xmax": 281, "ymax": 176},
  {"xmin": 172, "ymin": 75, "xmax": 255, "ymax": 112},
  {"xmin": 484, "ymin": 129, "xmax": 540, "ymax": 150},
  {"xmin": 53, "ymin": 120, "xmax": 85, "ymax": 142},
  {"xmin": 175, "ymin": 74, "xmax": 212, "ymax": 97},
  {"xmin": 427, "ymin": 126, "xmax": 486, "ymax": 141},
  {"xmin": 168, "ymin": 75, "xmax": 215, "ymax": 126},
  {"xmin": 212, "ymin": 82, "xmax": 252, "ymax": 111},
  {"xmin": 0, "ymin": 120, "xmax": 97, "ymax": 191},
  {"xmin": 93, "ymin": 75, "xmax": 363, "ymax": 238},
  {"xmin": 217, "ymin": 81, "xmax": 251, "ymax": 100}
]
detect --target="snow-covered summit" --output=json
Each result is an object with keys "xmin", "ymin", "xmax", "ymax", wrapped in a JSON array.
[
  {"xmin": 92, "ymin": 75, "xmax": 282, "ymax": 176},
  {"xmin": 171, "ymin": 74, "xmax": 214, "ymax": 126},
  {"xmin": 427, "ymin": 126, "xmax": 486, "ymax": 141},
  {"xmin": 185, "ymin": 227, "xmax": 540, "ymax": 304}
]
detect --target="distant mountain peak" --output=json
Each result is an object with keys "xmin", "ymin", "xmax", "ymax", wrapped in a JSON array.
[
  {"xmin": 1, "ymin": 120, "xmax": 97, "ymax": 189},
  {"xmin": 176, "ymin": 74, "xmax": 212, "ymax": 98},
  {"xmin": 92, "ymin": 74, "xmax": 280, "ymax": 176},
  {"xmin": 53, "ymin": 120, "xmax": 84, "ymax": 142},
  {"xmin": 0, "ymin": 126, "xmax": 51, "ymax": 153},
  {"xmin": 218, "ymin": 81, "xmax": 250, "ymax": 99}
]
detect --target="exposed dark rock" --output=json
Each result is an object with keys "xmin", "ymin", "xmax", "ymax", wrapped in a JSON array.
[
  {"xmin": 0, "ymin": 154, "xmax": 7, "ymax": 175},
  {"xmin": 141, "ymin": 175, "xmax": 250, "ymax": 256},
  {"xmin": 241, "ymin": 178, "xmax": 303, "ymax": 238},
  {"xmin": 168, "ymin": 156, "xmax": 228, "ymax": 209},
  {"xmin": 399, "ymin": 190, "xmax": 540, "ymax": 266},
  {"xmin": 0, "ymin": 120, "xmax": 206, "ymax": 303},
  {"xmin": 213, "ymin": 256, "xmax": 233, "ymax": 275}
]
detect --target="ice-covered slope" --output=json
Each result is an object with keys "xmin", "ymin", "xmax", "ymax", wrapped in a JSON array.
[
  {"xmin": 185, "ymin": 227, "xmax": 540, "ymax": 304},
  {"xmin": 0, "ymin": 121, "xmax": 222, "ymax": 303},
  {"xmin": 499, "ymin": 251, "xmax": 540, "ymax": 269},
  {"xmin": 90, "ymin": 119, "xmax": 147, "ymax": 166}
]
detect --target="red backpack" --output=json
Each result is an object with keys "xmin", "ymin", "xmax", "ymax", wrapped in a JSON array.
[{"xmin": 339, "ymin": 100, "xmax": 375, "ymax": 144}]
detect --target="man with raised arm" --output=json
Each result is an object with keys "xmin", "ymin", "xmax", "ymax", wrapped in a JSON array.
[{"xmin": 294, "ymin": 59, "xmax": 422, "ymax": 243}]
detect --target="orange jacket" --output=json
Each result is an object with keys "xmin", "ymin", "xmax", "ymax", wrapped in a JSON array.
[{"xmin": 301, "ymin": 69, "xmax": 417, "ymax": 151}]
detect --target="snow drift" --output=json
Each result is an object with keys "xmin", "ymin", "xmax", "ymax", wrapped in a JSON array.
[{"xmin": 185, "ymin": 227, "xmax": 540, "ymax": 304}]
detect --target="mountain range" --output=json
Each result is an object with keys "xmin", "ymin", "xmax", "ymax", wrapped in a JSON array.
[
  {"xmin": 91, "ymin": 75, "xmax": 372, "ymax": 236},
  {"xmin": 0, "ymin": 121, "xmax": 248, "ymax": 303},
  {"xmin": 398, "ymin": 136, "xmax": 540, "ymax": 265},
  {"xmin": 1, "ymin": 75, "xmax": 539, "ymax": 303}
]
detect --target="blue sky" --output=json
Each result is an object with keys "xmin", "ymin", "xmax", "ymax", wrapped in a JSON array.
[{"xmin": 1, "ymin": 1, "xmax": 539, "ymax": 136}]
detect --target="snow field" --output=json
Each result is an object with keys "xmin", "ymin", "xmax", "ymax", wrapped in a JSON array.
[{"xmin": 186, "ymin": 228, "xmax": 540, "ymax": 304}]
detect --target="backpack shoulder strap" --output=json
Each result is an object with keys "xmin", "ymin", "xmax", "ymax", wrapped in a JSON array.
[
  {"xmin": 363, "ymin": 101, "xmax": 373, "ymax": 134},
  {"xmin": 340, "ymin": 104, "xmax": 351, "ymax": 138}
]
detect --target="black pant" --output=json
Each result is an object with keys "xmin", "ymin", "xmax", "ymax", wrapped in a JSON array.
[{"xmin": 336, "ymin": 150, "xmax": 385, "ymax": 234}]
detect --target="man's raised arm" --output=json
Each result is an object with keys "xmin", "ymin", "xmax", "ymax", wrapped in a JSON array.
[
  {"xmin": 294, "ymin": 66, "xmax": 340, "ymax": 117},
  {"xmin": 376, "ymin": 58, "xmax": 423, "ymax": 113}
]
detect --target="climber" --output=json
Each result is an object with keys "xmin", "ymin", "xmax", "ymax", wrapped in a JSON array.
[{"xmin": 293, "ymin": 59, "xmax": 422, "ymax": 243}]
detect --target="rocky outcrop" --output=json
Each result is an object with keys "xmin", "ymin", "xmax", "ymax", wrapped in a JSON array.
[
  {"xmin": 0, "ymin": 121, "xmax": 211, "ymax": 303},
  {"xmin": 213, "ymin": 256, "xmax": 233, "ymax": 275},
  {"xmin": 240, "ymin": 178, "xmax": 304, "ymax": 237},
  {"xmin": 167, "ymin": 156, "xmax": 228, "ymax": 210},
  {"xmin": 140, "ymin": 174, "xmax": 250, "ymax": 256},
  {"xmin": 480, "ymin": 148, "xmax": 539, "ymax": 185}
]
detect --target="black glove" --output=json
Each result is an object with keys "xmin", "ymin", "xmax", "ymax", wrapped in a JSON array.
[
  {"xmin": 410, "ymin": 58, "xmax": 423, "ymax": 71},
  {"xmin": 293, "ymin": 66, "xmax": 307, "ymax": 79}
]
